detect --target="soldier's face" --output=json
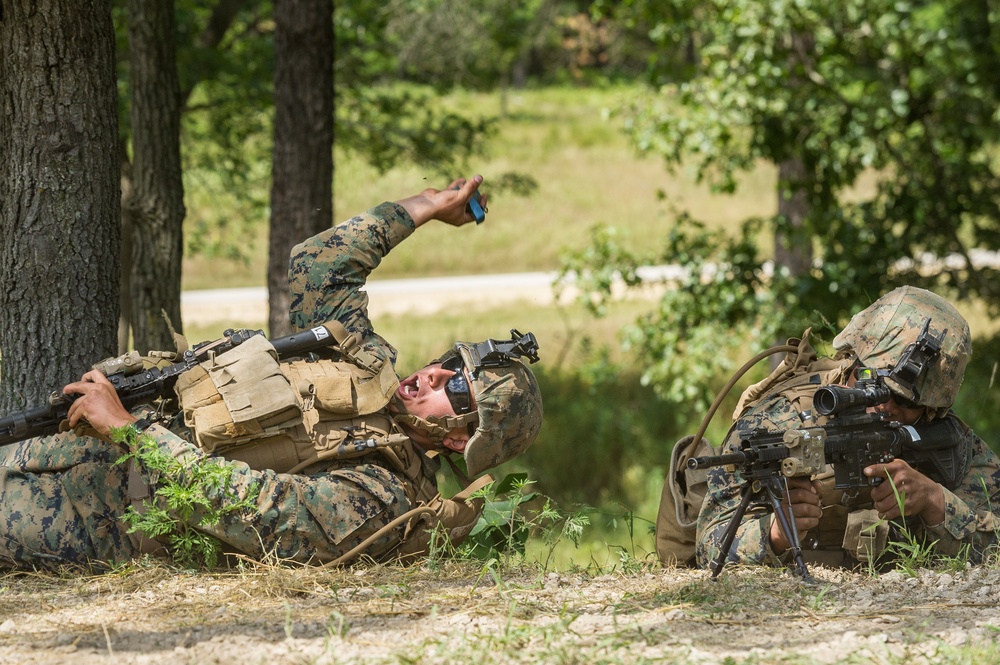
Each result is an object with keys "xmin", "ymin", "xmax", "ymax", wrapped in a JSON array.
[
  {"xmin": 871, "ymin": 394, "xmax": 925, "ymax": 425},
  {"xmin": 393, "ymin": 363, "xmax": 470, "ymax": 421}
]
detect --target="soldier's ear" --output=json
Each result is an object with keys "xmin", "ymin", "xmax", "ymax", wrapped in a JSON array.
[{"xmin": 441, "ymin": 429, "xmax": 468, "ymax": 453}]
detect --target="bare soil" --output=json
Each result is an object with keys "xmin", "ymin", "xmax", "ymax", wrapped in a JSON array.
[{"xmin": 0, "ymin": 560, "xmax": 997, "ymax": 664}]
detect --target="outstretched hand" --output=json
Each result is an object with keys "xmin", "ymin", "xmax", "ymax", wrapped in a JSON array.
[
  {"xmin": 63, "ymin": 370, "xmax": 137, "ymax": 437},
  {"xmin": 395, "ymin": 175, "xmax": 487, "ymax": 228}
]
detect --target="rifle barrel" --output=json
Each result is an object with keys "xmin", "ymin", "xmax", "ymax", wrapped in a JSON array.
[{"xmin": 688, "ymin": 452, "xmax": 746, "ymax": 470}]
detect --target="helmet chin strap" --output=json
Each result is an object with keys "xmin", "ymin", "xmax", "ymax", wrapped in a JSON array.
[{"xmin": 392, "ymin": 412, "xmax": 479, "ymax": 445}]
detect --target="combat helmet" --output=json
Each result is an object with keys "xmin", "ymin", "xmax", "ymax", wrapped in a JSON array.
[
  {"xmin": 436, "ymin": 330, "xmax": 544, "ymax": 477},
  {"xmin": 832, "ymin": 286, "xmax": 972, "ymax": 418}
]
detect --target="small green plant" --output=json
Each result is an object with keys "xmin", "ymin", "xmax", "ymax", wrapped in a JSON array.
[
  {"xmin": 871, "ymin": 474, "xmax": 940, "ymax": 575},
  {"xmin": 113, "ymin": 425, "xmax": 258, "ymax": 569},
  {"xmin": 458, "ymin": 473, "xmax": 588, "ymax": 567}
]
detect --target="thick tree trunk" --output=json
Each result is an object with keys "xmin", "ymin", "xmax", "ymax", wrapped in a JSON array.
[
  {"xmin": 0, "ymin": 0, "xmax": 120, "ymax": 411},
  {"xmin": 123, "ymin": 0, "xmax": 186, "ymax": 353},
  {"xmin": 268, "ymin": 0, "xmax": 334, "ymax": 337}
]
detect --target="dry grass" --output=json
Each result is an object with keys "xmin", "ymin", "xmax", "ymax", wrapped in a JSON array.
[{"xmin": 2, "ymin": 559, "xmax": 999, "ymax": 664}]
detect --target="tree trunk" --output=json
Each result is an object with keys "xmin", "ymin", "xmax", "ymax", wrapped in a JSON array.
[
  {"xmin": 123, "ymin": 0, "xmax": 186, "ymax": 354},
  {"xmin": 118, "ymin": 0, "xmax": 250, "ymax": 352},
  {"xmin": 775, "ymin": 157, "xmax": 813, "ymax": 279},
  {"xmin": 268, "ymin": 0, "xmax": 334, "ymax": 336},
  {"xmin": 0, "ymin": 0, "xmax": 121, "ymax": 411}
]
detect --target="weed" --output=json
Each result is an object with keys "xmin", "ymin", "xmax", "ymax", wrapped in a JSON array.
[
  {"xmin": 457, "ymin": 473, "xmax": 588, "ymax": 569},
  {"xmin": 113, "ymin": 424, "xmax": 259, "ymax": 569}
]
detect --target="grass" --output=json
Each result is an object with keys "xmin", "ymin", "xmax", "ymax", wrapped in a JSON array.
[{"xmin": 181, "ymin": 85, "xmax": 778, "ymax": 290}]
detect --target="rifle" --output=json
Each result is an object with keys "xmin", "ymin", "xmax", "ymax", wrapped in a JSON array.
[
  {"xmin": 0, "ymin": 323, "xmax": 341, "ymax": 447},
  {"xmin": 688, "ymin": 368, "xmax": 965, "ymax": 580}
]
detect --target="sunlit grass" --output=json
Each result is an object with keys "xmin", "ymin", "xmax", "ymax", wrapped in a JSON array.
[{"xmin": 182, "ymin": 85, "xmax": 776, "ymax": 290}]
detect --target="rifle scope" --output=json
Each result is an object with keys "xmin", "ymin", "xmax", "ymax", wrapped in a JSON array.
[{"xmin": 814, "ymin": 382, "xmax": 891, "ymax": 417}]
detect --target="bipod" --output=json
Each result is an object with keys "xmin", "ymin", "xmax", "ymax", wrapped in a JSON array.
[{"xmin": 709, "ymin": 476, "xmax": 812, "ymax": 581}]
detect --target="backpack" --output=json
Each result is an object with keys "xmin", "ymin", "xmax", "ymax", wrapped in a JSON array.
[{"xmin": 655, "ymin": 434, "xmax": 718, "ymax": 566}]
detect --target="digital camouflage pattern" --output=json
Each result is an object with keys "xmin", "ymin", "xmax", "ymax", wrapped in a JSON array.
[
  {"xmin": 0, "ymin": 203, "xmax": 457, "ymax": 569},
  {"xmin": 288, "ymin": 202, "xmax": 413, "ymax": 365},
  {"xmin": 833, "ymin": 285, "xmax": 972, "ymax": 414},
  {"xmin": 290, "ymin": 202, "xmax": 543, "ymax": 478},
  {"xmin": 0, "ymin": 433, "xmax": 139, "ymax": 568},
  {"xmin": 696, "ymin": 291, "xmax": 1000, "ymax": 571},
  {"xmin": 454, "ymin": 342, "xmax": 543, "ymax": 477}
]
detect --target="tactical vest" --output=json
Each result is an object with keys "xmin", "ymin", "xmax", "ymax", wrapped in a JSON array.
[{"xmin": 131, "ymin": 329, "xmax": 485, "ymax": 563}]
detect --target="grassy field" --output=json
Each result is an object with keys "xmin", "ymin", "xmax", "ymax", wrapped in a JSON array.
[{"xmin": 182, "ymin": 85, "xmax": 778, "ymax": 290}]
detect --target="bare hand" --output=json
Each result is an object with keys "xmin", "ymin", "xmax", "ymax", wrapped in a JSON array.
[
  {"xmin": 63, "ymin": 370, "xmax": 136, "ymax": 437},
  {"xmin": 865, "ymin": 459, "xmax": 945, "ymax": 524},
  {"xmin": 769, "ymin": 476, "xmax": 822, "ymax": 554},
  {"xmin": 395, "ymin": 175, "xmax": 487, "ymax": 228}
]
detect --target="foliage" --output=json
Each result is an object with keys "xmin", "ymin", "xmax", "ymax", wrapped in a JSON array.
[
  {"xmin": 560, "ymin": 218, "xmax": 805, "ymax": 409},
  {"xmin": 334, "ymin": 0, "xmax": 494, "ymax": 177},
  {"xmin": 515, "ymin": 357, "xmax": 700, "ymax": 509},
  {"xmin": 456, "ymin": 473, "xmax": 588, "ymax": 567},
  {"xmin": 570, "ymin": 0, "xmax": 1000, "ymax": 407},
  {"xmin": 113, "ymin": 425, "xmax": 258, "ymax": 569}
]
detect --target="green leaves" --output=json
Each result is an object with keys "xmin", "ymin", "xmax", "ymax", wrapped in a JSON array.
[
  {"xmin": 458, "ymin": 473, "xmax": 584, "ymax": 564},
  {"xmin": 113, "ymin": 426, "xmax": 258, "ymax": 569}
]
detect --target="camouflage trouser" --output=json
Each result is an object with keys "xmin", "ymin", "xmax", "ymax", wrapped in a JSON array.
[{"xmin": 0, "ymin": 433, "xmax": 139, "ymax": 569}]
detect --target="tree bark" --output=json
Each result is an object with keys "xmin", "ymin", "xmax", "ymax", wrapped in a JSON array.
[
  {"xmin": 268, "ymin": 0, "xmax": 334, "ymax": 336},
  {"xmin": 775, "ymin": 157, "xmax": 813, "ymax": 279},
  {"xmin": 0, "ymin": 0, "xmax": 121, "ymax": 411},
  {"xmin": 122, "ymin": 0, "xmax": 186, "ymax": 353}
]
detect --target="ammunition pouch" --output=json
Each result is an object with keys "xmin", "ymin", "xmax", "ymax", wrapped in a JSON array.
[
  {"xmin": 173, "ymin": 333, "xmax": 402, "ymax": 473},
  {"xmin": 842, "ymin": 508, "xmax": 889, "ymax": 563}
]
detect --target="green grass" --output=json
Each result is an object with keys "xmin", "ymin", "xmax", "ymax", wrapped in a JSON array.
[{"xmin": 181, "ymin": 85, "xmax": 778, "ymax": 290}]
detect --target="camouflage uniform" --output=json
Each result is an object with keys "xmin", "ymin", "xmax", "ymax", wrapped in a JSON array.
[
  {"xmin": 0, "ymin": 203, "xmax": 436, "ymax": 569},
  {"xmin": 696, "ymin": 288, "xmax": 1000, "ymax": 570}
]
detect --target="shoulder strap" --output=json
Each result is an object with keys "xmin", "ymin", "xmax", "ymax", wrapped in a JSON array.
[
  {"xmin": 323, "ymin": 320, "xmax": 385, "ymax": 376},
  {"xmin": 733, "ymin": 328, "xmax": 844, "ymax": 418}
]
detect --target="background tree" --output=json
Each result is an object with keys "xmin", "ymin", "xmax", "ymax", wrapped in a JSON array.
[
  {"xmin": 0, "ymin": 0, "xmax": 121, "ymax": 411},
  {"xmin": 117, "ymin": 0, "xmax": 266, "ymax": 350},
  {"xmin": 570, "ymin": 0, "xmax": 1000, "ymax": 407},
  {"xmin": 267, "ymin": 0, "xmax": 333, "ymax": 337},
  {"xmin": 333, "ymin": 0, "xmax": 492, "ymax": 196},
  {"xmin": 121, "ymin": 0, "xmax": 186, "ymax": 353}
]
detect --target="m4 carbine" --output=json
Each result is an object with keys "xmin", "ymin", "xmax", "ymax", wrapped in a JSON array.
[{"xmin": 0, "ymin": 324, "xmax": 340, "ymax": 447}]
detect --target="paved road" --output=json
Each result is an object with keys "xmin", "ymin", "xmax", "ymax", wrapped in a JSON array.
[
  {"xmin": 181, "ymin": 249, "xmax": 1000, "ymax": 325},
  {"xmin": 181, "ymin": 271, "xmax": 567, "ymax": 324}
]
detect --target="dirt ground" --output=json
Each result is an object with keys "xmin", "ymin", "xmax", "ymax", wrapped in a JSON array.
[{"xmin": 0, "ymin": 561, "xmax": 998, "ymax": 664}]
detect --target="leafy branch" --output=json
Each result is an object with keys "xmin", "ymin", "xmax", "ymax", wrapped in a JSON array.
[{"xmin": 112, "ymin": 425, "xmax": 258, "ymax": 569}]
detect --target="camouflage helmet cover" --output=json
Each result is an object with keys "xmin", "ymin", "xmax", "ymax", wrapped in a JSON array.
[
  {"xmin": 443, "ymin": 339, "xmax": 543, "ymax": 477},
  {"xmin": 832, "ymin": 286, "xmax": 972, "ymax": 412}
]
